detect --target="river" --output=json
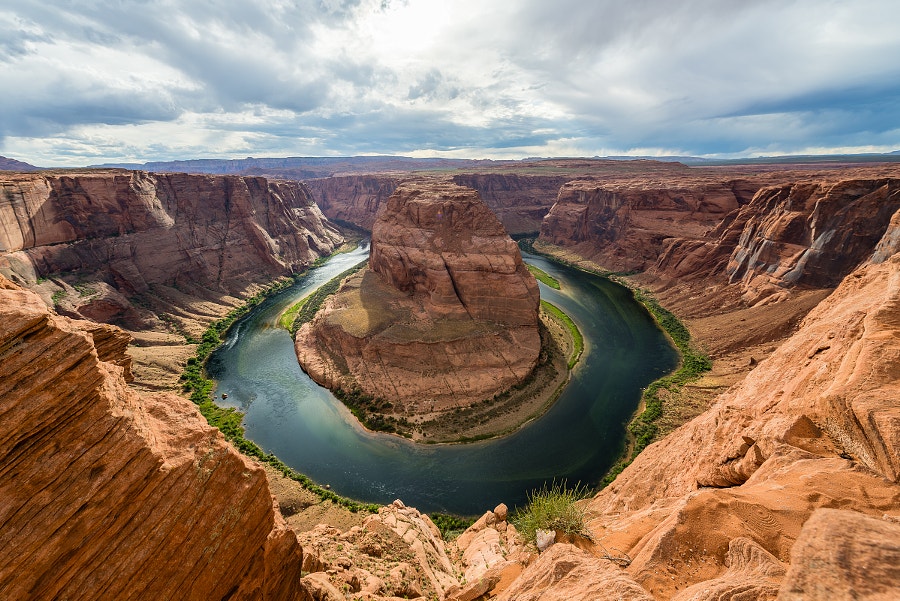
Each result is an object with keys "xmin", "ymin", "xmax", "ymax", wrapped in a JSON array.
[{"xmin": 206, "ymin": 243, "xmax": 678, "ymax": 514}]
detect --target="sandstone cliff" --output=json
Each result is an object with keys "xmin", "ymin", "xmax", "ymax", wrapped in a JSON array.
[
  {"xmin": 306, "ymin": 173, "xmax": 568, "ymax": 235},
  {"xmin": 305, "ymin": 175, "xmax": 402, "ymax": 231},
  {"xmin": 0, "ymin": 169, "xmax": 343, "ymax": 389},
  {"xmin": 0, "ymin": 170, "xmax": 341, "ymax": 296},
  {"xmin": 0, "ymin": 276, "xmax": 304, "ymax": 600},
  {"xmin": 537, "ymin": 177, "xmax": 759, "ymax": 272},
  {"xmin": 654, "ymin": 178, "xmax": 900, "ymax": 306},
  {"xmin": 295, "ymin": 181, "xmax": 542, "ymax": 416}
]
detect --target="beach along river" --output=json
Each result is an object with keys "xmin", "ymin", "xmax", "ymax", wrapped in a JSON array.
[{"xmin": 206, "ymin": 243, "xmax": 678, "ymax": 514}]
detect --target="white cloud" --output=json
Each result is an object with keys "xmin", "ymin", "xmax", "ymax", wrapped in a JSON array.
[{"xmin": 0, "ymin": 0, "xmax": 898, "ymax": 166}]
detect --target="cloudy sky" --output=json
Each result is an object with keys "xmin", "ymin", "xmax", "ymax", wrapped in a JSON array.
[{"xmin": 1, "ymin": 0, "xmax": 899, "ymax": 166}]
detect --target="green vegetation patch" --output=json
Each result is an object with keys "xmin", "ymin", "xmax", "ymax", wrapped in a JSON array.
[
  {"xmin": 511, "ymin": 480, "xmax": 592, "ymax": 546},
  {"xmin": 541, "ymin": 300, "xmax": 583, "ymax": 369},
  {"xmin": 601, "ymin": 288, "xmax": 712, "ymax": 487},
  {"xmin": 286, "ymin": 260, "xmax": 368, "ymax": 335},
  {"xmin": 429, "ymin": 513, "xmax": 476, "ymax": 540},
  {"xmin": 527, "ymin": 264, "xmax": 561, "ymax": 289}
]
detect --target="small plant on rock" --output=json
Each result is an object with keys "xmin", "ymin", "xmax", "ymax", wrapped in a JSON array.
[{"xmin": 511, "ymin": 480, "xmax": 592, "ymax": 547}]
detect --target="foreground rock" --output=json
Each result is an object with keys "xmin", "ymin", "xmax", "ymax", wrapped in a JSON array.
[
  {"xmin": 295, "ymin": 181, "xmax": 541, "ymax": 418},
  {"xmin": 0, "ymin": 276, "xmax": 304, "ymax": 600}
]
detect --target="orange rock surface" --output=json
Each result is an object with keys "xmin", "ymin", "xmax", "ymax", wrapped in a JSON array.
[{"xmin": 0, "ymin": 276, "xmax": 304, "ymax": 600}]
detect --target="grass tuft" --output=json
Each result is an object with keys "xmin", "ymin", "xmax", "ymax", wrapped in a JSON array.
[
  {"xmin": 527, "ymin": 264, "xmax": 561, "ymax": 289},
  {"xmin": 511, "ymin": 480, "xmax": 592, "ymax": 546}
]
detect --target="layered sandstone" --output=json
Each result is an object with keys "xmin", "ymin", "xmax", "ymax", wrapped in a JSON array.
[
  {"xmin": 307, "ymin": 173, "xmax": 567, "ymax": 235},
  {"xmin": 654, "ymin": 178, "xmax": 900, "ymax": 305},
  {"xmin": 0, "ymin": 276, "xmax": 304, "ymax": 600},
  {"xmin": 0, "ymin": 170, "xmax": 341, "ymax": 297},
  {"xmin": 0, "ymin": 169, "xmax": 343, "ymax": 389},
  {"xmin": 537, "ymin": 178, "xmax": 758, "ymax": 272},
  {"xmin": 295, "ymin": 181, "xmax": 541, "ymax": 414},
  {"xmin": 554, "ymin": 209, "xmax": 900, "ymax": 599},
  {"xmin": 305, "ymin": 175, "xmax": 402, "ymax": 230}
]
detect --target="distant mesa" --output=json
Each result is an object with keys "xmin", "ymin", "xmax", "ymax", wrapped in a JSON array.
[
  {"xmin": 0, "ymin": 155, "xmax": 40, "ymax": 171},
  {"xmin": 294, "ymin": 180, "xmax": 542, "ymax": 423}
]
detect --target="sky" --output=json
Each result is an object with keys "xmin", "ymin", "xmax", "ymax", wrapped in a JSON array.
[{"xmin": 1, "ymin": 0, "xmax": 899, "ymax": 167}]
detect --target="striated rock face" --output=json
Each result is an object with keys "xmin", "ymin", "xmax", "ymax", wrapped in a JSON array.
[
  {"xmin": 296, "ymin": 181, "xmax": 541, "ymax": 411},
  {"xmin": 305, "ymin": 174, "xmax": 401, "ymax": 231},
  {"xmin": 777, "ymin": 509, "xmax": 900, "ymax": 600},
  {"xmin": 555, "ymin": 206, "xmax": 900, "ymax": 599},
  {"xmin": 450, "ymin": 173, "xmax": 569, "ymax": 234},
  {"xmin": 0, "ymin": 170, "xmax": 342, "ymax": 297},
  {"xmin": 307, "ymin": 173, "xmax": 566, "ymax": 235},
  {"xmin": 655, "ymin": 178, "xmax": 900, "ymax": 305},
  {"xmin": 0, "ymin": 277, "xmax": 303, "ymax": 600},
  {"xmin": 538, "ymin": 178, "xmax": 756, "ymax": 272}
]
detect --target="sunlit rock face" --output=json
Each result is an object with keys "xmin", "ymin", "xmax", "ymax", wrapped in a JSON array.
[
  {"xmin": 0, "ymin": 276, "xmax": 304, "ymax": 600},
  {"xmin": 295, "ymin": 180, "xmax": 541, "ymax": 411},
  {"xmin": 654, "ymin": 178, "xmax": 900, "ymax": 305}
]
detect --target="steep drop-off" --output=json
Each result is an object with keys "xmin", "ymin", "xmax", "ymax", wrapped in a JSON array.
[
  {"xmin": 653, "ymin": 178, "xmax": 900, "ymax": 306},
  {"xmin": 295, "ymin": 181, "xmax": 542, "ymax": 418},
  {"xmin": 567, "ymin": 204, "xmax": 900, "ymax": 600},
  {"xmin": 537, "ymin": 177, "xmax": 760, "ymax": 272},
  {"xmin": 0, "ymin": 169, "xmax": 343, "ymax": 389},
  {"xmin": 0, "ymin": 276, "xmax": 304, "ymax": 600}
]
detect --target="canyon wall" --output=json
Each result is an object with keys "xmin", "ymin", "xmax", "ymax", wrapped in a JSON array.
[
  {"xmin": 0, "ymin": 171, "xmax": 342, "ymax": 297},
  {"xmin": 561, "ymin": 203, "xmax": 900, "ymax": 600},
  {"xmin": 0, "ymin": 276, "xmax": 305, "ymax": 600},
  {"xmin": 306, "ymin": 173, "xmax": 567, "ymax": 235},
  {"xmin": 305, "ymin": 175, "xmax": 402, "ymax": 231},
  {"xmin": 537, "ymin": 177, "xmax": 759, "ymax": 272},
  {"xmin": 653, "ymin": 178, "xmax": 900, "ymax": 305}
]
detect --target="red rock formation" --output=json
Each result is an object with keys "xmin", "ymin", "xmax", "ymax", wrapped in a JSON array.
[
  {"xmin": 538, "ymin": 178, "xmax": 756, "ymax": 272},
  {"xmin": 0, "ymin": 276, "xmax": 304, "ymax": 600},
  {"xmin": 0, "ymin": 170, "xmax": 342, "ymax": 296},
  {"xmin": 305, "ymin": 174, "xmax": 401, "ymax": 231},
  {"xmin": 296, "ymin": 181, "xmax": 541, "ymax": 411},
  {"xmin": 654, "ymin": 178, "xmax": 900, "ymax": 305},
  {"xmin": 552, "ymin": 206, "xmax": 900, "ymax": 599},
  {"xmin": 450, "ymin": 174, "xmax": 569, "ymax": 234}
]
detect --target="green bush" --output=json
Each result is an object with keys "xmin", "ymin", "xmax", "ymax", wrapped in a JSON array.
[
  {"xmin": 429, "ymin": 513, "xmax": 476, "ymax": 540},
  {"xmin": 511, "ymin": 481, "xmax": 592, "ymax": 546}
]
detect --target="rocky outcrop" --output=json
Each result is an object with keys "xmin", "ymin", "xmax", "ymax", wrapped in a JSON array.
[
  {"xmin": 298, "ymin": 500, "xmax": 461, "ymax": 600},
  {"xmin": 546, "ymin": 206, "xmax": 900, "ymax": 599},
  {"xmin": 538, "ymin": 178, "xmax": 757, "ymax": 272},
  {"xmin": 777, "ymin": 509, "xmax": 900, "ymax": 600},
  {"xmin": 295, "ymin": 181, "xmax": 541, "ymax": 413},
  {"xmin": 0, "ymin": 170, "xmax": 342, "ymax": 298},
  {"xmin": 0, "ymin": 276, "xmax": 304, "ymax": 600},
  {"xmin": 307, "ymin": 173, "xmax": 567, "ymax": 235},
  {"xmin": 654, "ymin": 178, "xmax": 900, "ymax": 305}
]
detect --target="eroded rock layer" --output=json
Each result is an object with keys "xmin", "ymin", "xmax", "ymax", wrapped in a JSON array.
[
  {"xmin": 0, "ymin": 170, "xmax": 341, "ymax": 295},
  {"xmin": 0, "ymin": 277, "xmax": 303, "ymax": 600},
  {"xmin": 572, "ymin": 208, "xmax": 900, "ymax": 599},
  {"xmin": 654, "ymin": 178, "xmax": 900, "ymax": 305},
  {"xmin": 296, "ymin": 181, "xmax": 541, "ymax": 410}
]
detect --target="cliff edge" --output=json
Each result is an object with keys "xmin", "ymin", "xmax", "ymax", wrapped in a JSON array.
[{"xmin": 0, "ymin": 275, "xmax": 304, "ymax": 600}]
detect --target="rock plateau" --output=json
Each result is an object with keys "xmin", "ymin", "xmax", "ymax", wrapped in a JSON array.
[{"xmin": 295, "ymin": 181, "xmax": 541, "ymax": 414}]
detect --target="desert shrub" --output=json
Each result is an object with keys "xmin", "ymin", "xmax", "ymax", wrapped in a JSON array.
[{"xmin": 511, "ymin": 480, "xmax": 592, "ymax": 546}]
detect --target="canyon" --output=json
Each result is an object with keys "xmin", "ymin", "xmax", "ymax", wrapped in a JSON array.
[{"xmin": 1, "ymin": 159, "xmax": 899, "ymax": 599}]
